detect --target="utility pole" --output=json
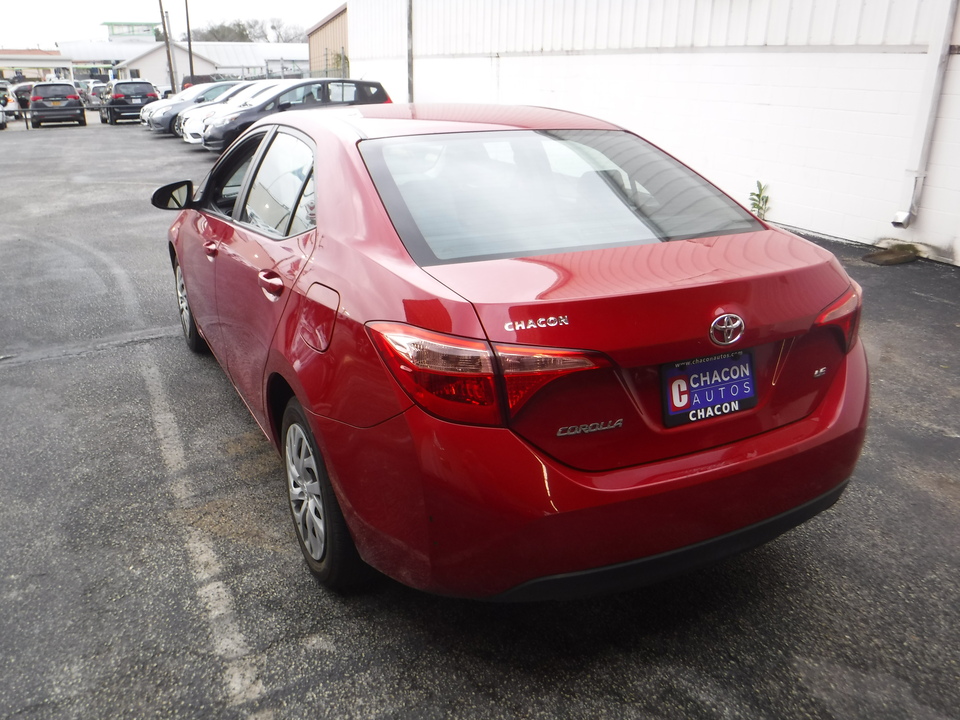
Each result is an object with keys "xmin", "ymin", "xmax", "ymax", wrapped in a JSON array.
[
  {"xmin": 159, "ymin": 0, "xmax": 177, "ymax": 94},
  {"xmin": 185, "ymin": 0, "xmax": 195, "ymax": 79},
  {"xmin": 166, "ymin": 11, "xmax": 179, "ymax": 88}
]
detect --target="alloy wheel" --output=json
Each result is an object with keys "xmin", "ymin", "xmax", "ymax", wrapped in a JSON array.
[
  {"xmin": 175, "ymin": 264, "xmax": 191, "ymax": 336},
  {"xmin": 285, "ymin": 422, "xmax": 326, "ymax": 562}
]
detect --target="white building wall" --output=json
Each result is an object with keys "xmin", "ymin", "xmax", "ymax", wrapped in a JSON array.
[
  {"xmin": 350, "ymin": 0, "xmax": 960, "ymax": 265},
  {"xmin": 120, "ymin": 46, "xmax": 217, "ymax": 88}
]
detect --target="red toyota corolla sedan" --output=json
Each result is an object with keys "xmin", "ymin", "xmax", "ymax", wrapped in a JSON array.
[{"xmin": 152, "ymin": 104, "xmax": 869, "ymax": 601}]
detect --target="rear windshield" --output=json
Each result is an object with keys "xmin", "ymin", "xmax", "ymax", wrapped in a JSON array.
[
  {"xmin": 360, "ymin": 129, "xmax": 762, "ymax": 266},
  {"xmin": 117, "ymin": 83, "xmax": 154, "ymax": 95},
  {"xmin": 35, "ymin": 84, "xmax": 74, "ymax": 97}
]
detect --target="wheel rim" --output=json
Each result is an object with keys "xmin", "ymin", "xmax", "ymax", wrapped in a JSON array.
[
  {"xmin": 175, "ymin": 265, "xmax": 192, "ymax": 336},
  {"xmin": 285, "ymin": 422, "xmax": 326, "ymax": 562}
]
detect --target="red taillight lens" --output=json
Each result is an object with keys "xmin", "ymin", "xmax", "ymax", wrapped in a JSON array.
[
  {"xmin": 147, "ymin": 93, "xmax": 158, "ymax": 99},
  {"xmin": 30, "ymin": 95, "xmax": 41, "ymax": 102},
  {"xmin": 493, "ymin": 343, "xmax": 609, "ymax": 417},
  {"xmin": 67, "ymin": 94, "xmax": 79, "ymax": 100},
  {"xmin": 367, "ymin": 323, "xmax": 501, "ymax": 426},
  {"xmin": 816, "ymin": 282, "xmax": 862, "ymax": 353},
  {"xmin": 113, "ymin": 93, "xmax": 124, "ymax": 99},
  {"xmin": 367, "ymin": 322, "xmax": 610, "ymax": 426}
]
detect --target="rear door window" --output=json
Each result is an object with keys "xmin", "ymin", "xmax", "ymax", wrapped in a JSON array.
[
  {"xmin": 327, "ymin": 83, "xmax": 358, "ymax": 103},
  {"xmin": 277, "ymin": 83, "xmax": 327, "ymax": 109},
  {"xmin": 328, "ymin": 82, "xmax": 387, "ymax": 104}
]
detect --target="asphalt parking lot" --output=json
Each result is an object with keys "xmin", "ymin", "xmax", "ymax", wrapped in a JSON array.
[{"xmin": 1, "ymin": 111, "xmax": 958, "ymax": 720}]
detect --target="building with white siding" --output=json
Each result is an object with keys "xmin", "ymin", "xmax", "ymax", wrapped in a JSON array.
[{"xmin": 343, "ymin": 0, "xmax": 960, "ymax": 266}]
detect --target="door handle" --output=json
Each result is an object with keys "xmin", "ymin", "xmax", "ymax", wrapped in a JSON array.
[
  {"xmin": 258, "ymin": 271, "xmax": 284, "ymax": 300},
  {"xmin": 203, "ymin": 240, "xmax": 217, "ymax": 259}
]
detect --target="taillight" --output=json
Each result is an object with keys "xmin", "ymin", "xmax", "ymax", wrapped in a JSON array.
[
  {"xmin": 30, "ymin": 95, "xmax": 41, "ymax": 102},
  {"xmin": 815, "ymin": 282, "xmax": 862, "ymax": 353},
  {"xmin": 367, "ymin": 322, "xmax": 608, "ymax": 426},
  {"xmin": 113, "ymin": 93, "xmax": 125, "ymax": 99},
  {"xmin": 367, "ymin": 323, "xmax": 500, "ymax": 425},
  {"xmin": 493, "ymin": 343, "xmax": 609, "ymax": 417},
  {"xmin": 67, "ymin": 94, "xmax": 79, "ymax": 100},
  {"xmin": 147, "ymin": 93, "xmax": 158, "ymax": 99}
]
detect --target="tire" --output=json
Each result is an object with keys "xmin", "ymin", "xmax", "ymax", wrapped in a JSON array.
[
  {"xmin": 78, "ymin": 113, "xmax": 87, "ymax": 127},
  {"xmin": 108, "ymin": 109, "xmax": 116, "ymax": 125},
  {"xmin": 173, "ymin": 259, "xmax": 208, "ymax": 353},
  {"xmin": 31, "ymin": 118, "xmax": 40, "ymax": 128},
  {"xmin": 99, "ymin": 110, "xmax": 106, "ymax": 124},
  {"xmin": 282, "ymin": 398, "xmax": 373, "ymax": 592}
]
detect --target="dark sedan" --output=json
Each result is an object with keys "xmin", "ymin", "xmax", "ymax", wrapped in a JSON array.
[
  {"xmin": 144, "ymin": 81, "xmax": 242, "ymax": 134},
  {"xmin": 201, "ymin": 78, "xmax": 391, "ymax": 152}
]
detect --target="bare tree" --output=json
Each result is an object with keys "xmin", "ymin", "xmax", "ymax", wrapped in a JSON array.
[
  {"xmin": 188, "ymin": 21, "xmax": 252, "ymax": 42},
  {"xmin": 267, "ymin": 19, "xmax": 307, "ymax": 43},
  {"xmin": 245, "ymin": 19, "xmax": 270, "ymax": 42},
  {"xmin": 185, "ymin": 19, "xmax": 306, "ymax": 43}
]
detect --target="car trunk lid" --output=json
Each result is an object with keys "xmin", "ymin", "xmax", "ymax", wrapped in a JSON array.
[{"xmin": 424, "ymin": 229, "xmax": 857, "ymax": 471}]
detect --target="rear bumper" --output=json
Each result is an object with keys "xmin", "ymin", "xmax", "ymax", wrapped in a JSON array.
[
  {"xmin": 313, "ymin": 340, "xmax": 869, "ymax": 599},
  {"xmin": 106, "ymin": 105, "xmax": 142, "ymax": 119},
  {"xmin": 32, "ymin": 107, "xmax": 84, "ymax": 121},
  {"xmin": 491, "ymin": 480, "xmax": 847, "ymax": 602}
]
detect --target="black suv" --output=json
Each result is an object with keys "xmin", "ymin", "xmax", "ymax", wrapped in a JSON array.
[
  {"xmin": 99, "ymin": 81, "xmax": 158, "ymax": 124},
  {"xmin": 28, "ymin": 82, "xmax": 86, "ymax": 127}
]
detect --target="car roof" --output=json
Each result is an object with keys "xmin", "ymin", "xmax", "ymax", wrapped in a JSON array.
[{"xmin": 261, "ymin": 103, "xmax": 624, "ymax": 140}]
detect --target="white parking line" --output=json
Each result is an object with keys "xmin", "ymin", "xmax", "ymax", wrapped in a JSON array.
[{"xmin": 140, "ymin": 341, "xmax": 264, "ymax": 707}]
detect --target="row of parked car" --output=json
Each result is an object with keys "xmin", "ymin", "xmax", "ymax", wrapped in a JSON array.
[
  {"xmin": 0, "ymin": 78, "xmax": 147, "ymax": 128},
  {"xmin": 0, "ymin": 80, "xmax": 90, "ymax": 128},
  {"xmin": 136, "ymin": 77, "xmax": 392, "ymax": 152},
  {"xmin": 1, "ymin": 77, "xmax": 393, "ymax": 149}
]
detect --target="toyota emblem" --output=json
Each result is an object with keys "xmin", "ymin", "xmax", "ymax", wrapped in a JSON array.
[{"xmin": 710, "ymin": 314, "xmax": 744, "ymax": 346}]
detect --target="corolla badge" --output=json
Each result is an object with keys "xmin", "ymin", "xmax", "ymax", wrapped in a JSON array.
[
  {"xmin": 557, "ymin": 419, "xmax": 623, "ymax": 437},
  {"xmin": 710, "ymin": 314, "xmax": 744, "ymax": 346}
]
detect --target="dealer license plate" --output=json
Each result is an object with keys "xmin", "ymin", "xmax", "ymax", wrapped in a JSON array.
[{"xmin": 661, "ymin": 350, "xmax": 757, "ymax": 428}]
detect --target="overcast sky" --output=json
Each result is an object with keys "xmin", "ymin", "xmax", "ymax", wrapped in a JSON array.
[{"xmin": 0, "ymin": 0, "xmax": 342, "ymax": 49}]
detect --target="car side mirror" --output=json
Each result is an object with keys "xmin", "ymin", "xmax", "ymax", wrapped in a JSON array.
[{"xmin": 152, "ymin": 180, "xmax": 195, "ymax": 210}]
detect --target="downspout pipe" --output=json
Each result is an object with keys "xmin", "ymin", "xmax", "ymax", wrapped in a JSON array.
[
  {"xmin": 893, "ymin": 0, "xmax": 958, "ymax": 228},
  {"xmin": 407, "ymin": 0, "xmax": 414, "ymax": 102}
]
